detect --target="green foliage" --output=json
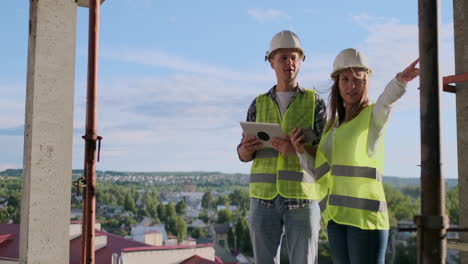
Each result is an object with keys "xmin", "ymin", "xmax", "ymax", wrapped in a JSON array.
[
  {"xmin": 217, "ymin": 209, "xmax": 232, "ymax": 224},
  {"xmin": 201, "ymin": 191, "xmax": 215, "ymax": 210},
  {"xmin": 176, "ymin": 200, "xmax": 187, "ymax": 215},
  {"xmin": 384, "ymin": 184, "xmax": 419, "ymax": 227},
  {"xmin": 235, "ymin": 217, "xmax": 252, "ymax": 255},
  {"xmin": 198, "ymin": 210, "xmax": 209, "ymax": 223},
  {"xmin": 228, "ymin": 228, "xmax": 235, "ymax": 249},
  {"xmin": 174, "ymin": 215, "xmax": 187, "ymax": 242},
  {"xmin": 446, "ymin": 186, "xmax": 459, "ymax": 224},
  {"xmin": 191, "ymin": 227, "xmax": 206, "ymax": 239},
  {"xmin": 145, "ymin": 194, "xmax": 158, "ymax": 219},
  {"xmin": 216, "ymin": 194, "xmax": 229, "ymax": 206},
  {"xmin": 166, "ymin": 202, "xmax": 177, "ymax": 218},
  {"xmin": 123, "ymin": 192, "xmax": 137, "ymax": 213},
  {"xmin": 229, "ymin": 189, "xmax": 249, "ymax": 213},
  {"xmin": 157, "ymin": 204, "xmax": 166, "ymax": 221},
  {"xmin": 0, "ymin": 179, "xmax": 22, "ymax": 224}
]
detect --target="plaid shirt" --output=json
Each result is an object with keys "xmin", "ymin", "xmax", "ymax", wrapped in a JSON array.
[{"xmin": 239, "ymin": 85, "xmax": 327, "ymax": 210}]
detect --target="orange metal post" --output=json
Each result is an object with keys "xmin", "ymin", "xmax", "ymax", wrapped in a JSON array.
[{"xmin": 81, "ymin": 0, "xmax": 101, "ymax": 263}]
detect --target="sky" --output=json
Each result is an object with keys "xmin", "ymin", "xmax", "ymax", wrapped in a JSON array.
[{"xmin": 0, "ymin": 0, "xmax": 460, "ymax": 178}]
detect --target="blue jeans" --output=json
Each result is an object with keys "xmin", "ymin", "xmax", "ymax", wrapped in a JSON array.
[
  {"xmin": 327, "ymin": 221, "xmax": 389, "ymax": 264},
  {"xmin": 247, "ymin": 197, "xmax": 321, "ymax": 264}
]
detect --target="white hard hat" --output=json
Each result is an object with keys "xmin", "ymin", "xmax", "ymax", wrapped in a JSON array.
[
  {"xmin": 331, "ymin": 48, "xmax": 372, "ymax": 78},
  {"xmin": 265, "ymin": 30, "xmax": 305, "ymax": 61}
]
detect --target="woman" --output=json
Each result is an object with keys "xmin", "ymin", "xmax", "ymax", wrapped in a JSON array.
[{"xmin": 290, "ymin": 48, "xmax": 419, "ymax": 264}]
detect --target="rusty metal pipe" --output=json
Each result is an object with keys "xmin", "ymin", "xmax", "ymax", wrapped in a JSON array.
[
  {"xmin": 81, "ymin": 0, "xmax": 100, "ymax": 263},
  {"xmin": 417, "ymin": 0, "xmax": 447, "ymax": 262}
]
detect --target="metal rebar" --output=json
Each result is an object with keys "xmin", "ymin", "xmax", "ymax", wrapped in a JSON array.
[{"xmin": 81, "ymin": 0, "xmax": 100, "ymax": 263}]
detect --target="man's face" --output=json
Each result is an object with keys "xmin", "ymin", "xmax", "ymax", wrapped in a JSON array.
[{"xmin": 269, "ymin": 49, "xmax": 302, "ymax": 82}]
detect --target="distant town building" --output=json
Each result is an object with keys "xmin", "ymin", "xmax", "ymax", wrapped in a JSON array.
[
  {"xmin": 0, "ymin": 222, "xmax": 221, "ymax": 264},
  {"xmin": 216, "ymin": 205, "xmax": 237, "ymax": 212},
  {"xmin": 184, "ymin": 181, "xmax": 196, "ymax": 192}
]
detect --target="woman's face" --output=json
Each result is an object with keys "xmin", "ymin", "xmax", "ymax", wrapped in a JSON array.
[{"xmin": 338, "ymin": 69, "xmax": 368, "ymax": 106}]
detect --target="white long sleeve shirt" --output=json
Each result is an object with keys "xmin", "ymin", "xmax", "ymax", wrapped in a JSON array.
[{"xmin": 298, "ymin": 77, "xmax": 407, "ymax": 174}]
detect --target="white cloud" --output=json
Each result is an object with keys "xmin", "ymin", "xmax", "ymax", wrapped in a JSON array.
[
  {"xmin": 351, "ymin": 14, "xmax": 457, "ymax": 178},
  {"xmin": 247, "ymin": 8, "xmax": 290, "ymax": 23},
  {"xmin": 351, "ymin": 13, "xmax": 454, "ymax": 110},
  {"xmin": 102, "ymin": 48, "xmax": 271, "ymax": 83}
]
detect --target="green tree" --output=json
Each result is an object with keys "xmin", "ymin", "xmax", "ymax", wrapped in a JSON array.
[
  {"xmin": 216, "ymin": 194, "xmax": 229, "ymax": 206},
  {"xmin": 198, "ymin": 211, "xmax": 209, "ymax": 223},
  {"xmin": 235, "ymin": 217, "xmax": 252, "ymax": 255},
  {"xmin": 145, "ymin": 195, "xmax": 158, "ymax": 219},
  {"xmin": 176, "ymin": 200, "xmax": 187, "ymax": 215},
  {"xmin": 191, "ymin": 227, "xmax": 206, "ymax": 239},
  {"xmin": 384, "ymin": 184, "xmax": 419, "ymax": 227},
  {"xmin": 174, "ymin": 215, "xmax": 187, "ymax": 242},
  {"xmin": 157, "ymin": 204, "xmax": 166, "ymax": 221},
  {"xmin": 166, "ymin": 216, "xmax": 177, "ymax": 235},
  {"xmin": 446, "ymin": 186, "xmax": 459, "ymax": 224},
  {"xmin": 201, "ymin": 191, "xmax": 215, "ymax": 210},
  {"xmin": 217, "ymin": 209, "xmax": 232, "ymax": 224},
  {"xmin": 166, "ymin": 202, "xmax": 177, "ymax": 218},
  {"xmin": 229, "ymin": 189, "xmax": 249, "ymax": 212},
  {"xmin": 123, "ymin": 191, "xmax": 137, "ymax": 213},
  {"xmin": 228, "ymin": 228, "xmax": 235, "ymax": 249}
]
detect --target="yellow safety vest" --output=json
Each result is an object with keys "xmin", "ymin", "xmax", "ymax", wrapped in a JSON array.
[
  {"xmin": 249, "ymin": 89, "xmax": 320, "ymax": 200},
  {"xmin": 317, "ymin": 105, "xmax": 389, "ymax": 230}
]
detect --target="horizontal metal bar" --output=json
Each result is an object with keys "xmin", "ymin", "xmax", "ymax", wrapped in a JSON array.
[
  {"xmin": 443, "ymin": 84, "xmax": 456, "ymax": 93},
  {"xmin": 442, "ymin": 72, "xmax": 468, "ymax": 93},
  {"xmin": 443, "ymin": 72, "xmax": 468, "ymax": 84},
  {"xmin": 397, "ymin": 226, "xmax": 468, "ymax": 232},
  {"xmin": 447, "ymin": 240, "xmax": 468, "ymax": 252}
]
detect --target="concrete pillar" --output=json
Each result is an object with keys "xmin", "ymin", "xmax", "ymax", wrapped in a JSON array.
[
  {"xmin": 19, "ymin": 0, "xmax": 77, "ymax": 263},
  {"xmin": 454, "ymin": 0, "xmax": 468, "ymax": 262}
]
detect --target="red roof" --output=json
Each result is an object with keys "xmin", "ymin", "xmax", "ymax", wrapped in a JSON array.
[
  {"xmin": 69, "ymin": 232, "xmax": 150, "ymax": 264},
  {"xmin": 0, "ymin": 224, "xmax": 217, "ymax": 264},
  {"xmin": 180, "ymin": 254, "xmax": 225, "ymax": 264},
  {"xmin": 0, "ymin": 224, "xmax": 19, "ymax": 260},
  {"xmin": 0, "ymin": 224, "xmax": 150, "ymax": 264},
  {"xmin": 0, "ymin": 234, "xmax": 12, "ymax": 245},
  {"xmin": 121, "ymin": 243, "xmax": 214, "ymax": 252}
]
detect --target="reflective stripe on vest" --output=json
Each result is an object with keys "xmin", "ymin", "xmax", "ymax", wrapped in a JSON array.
[
  {"xmin": 329, "ymin": 194, "xmax": 387, "ymax": 212},
  {"xmin": 255, "ymin": 149, "xmax": 279, "ymax": 159},
  {"xmin": 319, "ymin": 194, "xmax": 328, "ymax": 212},
  {"xmin": 278, "ymin": 170, "xmax": 315, "ymax": 183},
  {"xmin": 331, "ymin": 165, "xmax": 382, "ymax": 181},
  {"xmin": 250, "ymin": 173, "xmax": 276, "ymax": 183},
  {"xmin": 315, "ymin": 162, "xmax": 330, "ymax": 181}
]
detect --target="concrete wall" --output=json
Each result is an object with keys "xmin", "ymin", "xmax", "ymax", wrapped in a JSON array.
[
  {"xmin": 121, "ymin": 247, "xmax": 215, "ymax": 264},
  {"xmin": 143, "ymin": 232, "xmax": 163, "ymax": 246},
  {"xmin": 454, "ymin": 0, "xmax": 468, "ymax": 261},
  {"xmin": 19, "ymin": 0, "xmax": 77, "ymax": 263}
]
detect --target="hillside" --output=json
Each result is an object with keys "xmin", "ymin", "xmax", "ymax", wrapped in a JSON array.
[{"xmin": 0, "ymin": 169, "xmax": 459, "ymax": 190}]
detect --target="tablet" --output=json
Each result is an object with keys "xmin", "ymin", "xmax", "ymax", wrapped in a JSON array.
[
  {"xmin": 301, "ymin": 127, "xmax": 319, "ymax": 143},
  {"xmin": 240, "ymin": 121, "xmax": 283, "ymax": 148}
]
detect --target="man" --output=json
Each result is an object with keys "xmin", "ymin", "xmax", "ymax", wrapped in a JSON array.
[{"xmin": 237, "ymin": 30, "xmax": 326, "ymax": 264}]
